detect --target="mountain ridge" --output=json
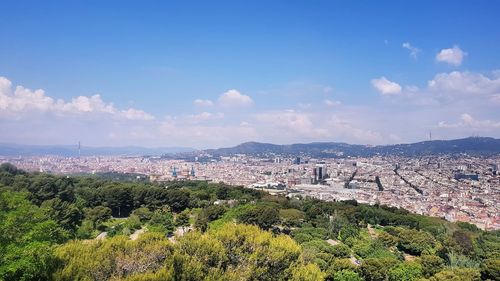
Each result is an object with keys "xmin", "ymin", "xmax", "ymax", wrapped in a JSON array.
[
  {"xmin": 204, "ymin": 137, "xmax": 500, "ymax": 157},
  {"xmin": 1, "ymin": 137, "xmax": 499, "ymax": 157}
]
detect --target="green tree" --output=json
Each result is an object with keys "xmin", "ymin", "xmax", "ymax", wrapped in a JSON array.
[
  {"xmin": 325, "ymin": 258, "xmax": 358, "ymax": 280},
  {"xmin": 0, "ymin": 242, "xmax": 58, "ymax": 281},
  {"xmin": 333, "ymin": 269, "xmax": 363, "ymax": 281},
  {"xmin": 428, "ymin": 268, "xmax": 481, "ymax": 281},
  {"xmin": 75, "ymin": 219, "xmax": 94, "ymax": 239},
  {"xmin": 131, "ymin": 207, "xmax": 153, "ymax": 222},
  {"xmin": 328, "ymin": 213, "xmax": 349, "ymax": 238},
  {"xmin": 338, "ymin": 224, "xmax": 360, "ymax": 242},
  {"xmin": 388, "ymin": 262, "xmax": 422, "ymax": 281},
  {"xmin": 237, "ymin": 205, "xmax": 280, "ymax": 230},
  {"xmin": 167, "ymin": 189, "xmax": 191, "ymax": 212},
  {"xmin": 393, "ymin": 227, "xmax": 436, "ymax": 255},
  {"xmin": 53, "ymin": 233, "xmax": 174, "ymax": 281},
  {"xmin": 0, "ymin": 163, "xmax": 21, "ymax": 175},
  {"xmin": 450, "ymin": 229, "xmax": 475, "ymax": 257},
  {"xmin": 360, "ymin": 258, "xmax": 398, "ymax": 281},
  {"xmin": 419, "ymin": 254, "xmax": 445, "ymax": 278},
  {"xmin": 149, "ymin": 208, "xmax": 174, "ymax": 234},
  {"xmin": 377, "ymin": 231, "xmax": 398, "ymax": 247},
  {"xmin": 280, "ymin": 208, "xmax": 306, "ymax": 227},
  {"xmin": 101, "ymin": 185, "xmax": 133, "ymax": 217},
  {"xmin": 290, "ymin": 263, "xmax": 325, "ymax": 281},
  {"xmin": 41, "ymin": 198, "xmax": 83, "ymax": 233},
  {"xmin": 481, "ymin": 258, "xmax": 500, "ymax": 280},
  {"xmin": 86, "ymin": 206, "xmax": 112, "ymax": 229},
  {"xmin": 175, "ymin": 211, "xmax": 191, "ymax": 230},
  {"xmin": 195, "ymin": 204, "xmax": 227, "ymax": 232},
  {"xmin": 216, "ymin": 185, "xmax": 230, "ymax": 200},
  {"xmin": 174, "ymin": 232, "xmax": 228, "ymax": 279},
  {"xmin": 0, "ymin": 190, "xmax": 66, "ymax": 281},
  {"xmin": 124, "ymin": 214, "xmax": 142, "ymax": 230},
  {"xmin": 26, "ymin": 174, "xmax": 76, "ymax": 205},
  {"xmin": 446, "ymin": 252, "xmax": 480, "ymax": 268}
]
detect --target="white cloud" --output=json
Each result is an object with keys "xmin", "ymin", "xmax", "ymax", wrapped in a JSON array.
[
  {"xmin": 3, "ymin": 71, "xmax": 500, "ymax": 147},
  {"xmin": 218, "ymin": 89, "xmax": 253, "ymax": 107},
  {"xmin": 0, "ymin": 76, "xmax": 12, "ymax": 95},
  {"xmin": 157, "ymin": 119, "xmax": 258, "ymax": 148},
  {"xmin": 0, "ymin": 76, "xmax": 154, "ymax": 120},
  {"xmin": 371, "ymin": 77, "xmax": 402, "ymax": 95},
  {"xmin": 379, "ymin": 71, "xmax": 500, "ymax": 107},
  {"xmin": 2, "ymin": 86, "xmax": 55, "ymax": 112},
  {"xmin": 438, "ymin": 113, "xmax": 500, "ymax": 129},
  {"xmin": 186, "ymin": 112, "xmax": 224, "ymax": 123},
  {"xmin": 326, "ymin": 115, "xmax": 383, "ymax": 143},
  {"xmin": 255, "ymin": 110, "xmax": 321, "ymax": 137},
  {"xmin": 436, "ymin": 45, "xmax": 467, "ymax": 66},
  {"xmin": 56, "ymin": 94, "xmax": 115, "ymax": 113},
  {"xmin": 402, "ymin": 42, "xmax": 421, "ymax": 59},
  {"xmin": 193, "ymin": 99, "xmax": 214, "ymax": 107},
  {"xmin": 366, "ymin": 70, "xmax": 500, "ymax": 141},
  {"xmin": 428, "ymin": 71, "xmax": 500, "ymax": 96},
  {"xmin": 120, "ymin": 108, "xmax": 155, "ymax": 121},
  {"xmin": 254, "ymin": 110, "xmax": 384, "ymax": 144},
  {"xmin": 324, "ymin": 99, "xmax": 341, "ymax": 107}
]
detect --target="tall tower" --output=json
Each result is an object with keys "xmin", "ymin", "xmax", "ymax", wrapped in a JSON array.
[
  {"xmin": 78, "ymin": 141, "xmax": 81, "ymax": 158},
  {"xmin": 172, "ymin": 166, "xmax": 177, "ymax": 178}
]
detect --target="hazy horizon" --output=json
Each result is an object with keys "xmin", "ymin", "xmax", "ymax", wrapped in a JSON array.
[
  {"xmin": 1, "ymin": 135, "xmax": 498, "ymax": 152},
  {"xmin": 1, "ymin": 1, "xmax": 500, "ymax": 148}
]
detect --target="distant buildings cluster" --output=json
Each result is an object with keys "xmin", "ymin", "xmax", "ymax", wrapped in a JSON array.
[{"xmin": 2, "ymin": 152, "xmax": 499, "ymax": 230}]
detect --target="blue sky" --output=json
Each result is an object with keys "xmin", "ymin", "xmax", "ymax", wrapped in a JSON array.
[{"xmin": 1, "ymin": 1, "xmax": 500, "ymax": 148}]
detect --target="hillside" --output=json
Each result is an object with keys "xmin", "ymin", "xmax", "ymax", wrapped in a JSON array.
[
  {"xmin": 0, "ymin": 163, "xmax": 498, "ymax": 281},
  {"xmin": 2, "ymin": 137, "xmax": 499, "ymax": 158},
  {"xmin": 206, "ymin": 137, "xmax": 500, "ymax": 157}
]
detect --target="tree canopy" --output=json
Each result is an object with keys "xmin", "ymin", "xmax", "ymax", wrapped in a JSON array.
[{"xmin": 0, "ymin": 164, "xmax": 498, "ymax": 281}]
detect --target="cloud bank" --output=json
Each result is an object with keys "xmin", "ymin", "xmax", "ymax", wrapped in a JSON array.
[{"xmin": 2, "ymin": 66, "xmax": 500, "ymax": 148}]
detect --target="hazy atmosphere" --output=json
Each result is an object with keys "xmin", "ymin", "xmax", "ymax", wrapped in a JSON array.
[
  {"xmin": 1, "ymin": 1, "xmax": 500, "ymax": 148},
  {"xmin": 1, "ymin": 2, "xmax": 499, "ymax": 281}
]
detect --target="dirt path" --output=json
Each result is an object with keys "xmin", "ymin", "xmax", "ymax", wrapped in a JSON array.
[
  {"xmin": 95, "ymin": 232, "xmax": 107, "ymax": 240},
  {"xmin": 367, "ymin": 224, "xmax": 377, "ymax": 239},
  {"xmin": 130, "ymin": 228, "xmax": 145, "ymax": 240}
]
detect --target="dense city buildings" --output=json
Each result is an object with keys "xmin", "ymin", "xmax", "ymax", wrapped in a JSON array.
[{"xmin": 2, "ymin": 153, "xmax": 499, "ymax": 230}]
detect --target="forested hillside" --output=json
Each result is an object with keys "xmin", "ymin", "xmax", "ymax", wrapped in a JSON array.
[
  {"xmin": 0, "ymin": 163, "xmax": 498, "ymax": 281},
  {"xmin": 205, "ymin": 137, "xmax": 500, "ymax": 157}
]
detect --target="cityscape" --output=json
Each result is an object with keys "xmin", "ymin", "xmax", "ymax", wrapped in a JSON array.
[
  {"xmin": 1, "ymin": 1, "xmax": 499, "ymax": 280},
  {"xmin": 3, "ymin": 146, "xmax": 499, "ymax": 230}
]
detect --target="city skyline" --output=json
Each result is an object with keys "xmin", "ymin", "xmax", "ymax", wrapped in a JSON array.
[{"xmin": 1, "ymin": 1, "xmax": 500, "ymax": 148}]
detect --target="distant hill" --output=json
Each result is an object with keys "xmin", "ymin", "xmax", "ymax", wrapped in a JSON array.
[
  {"xmin": 2, "ymin": 137, "xmax": 499, "ymax": 157},
  {"xmin": 205, "ymin": 137, "xmax": 500, "ymax": 157},
  {"xmin": 0, "ymin": 143, "xmax": 195, "ymax": 157}
]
